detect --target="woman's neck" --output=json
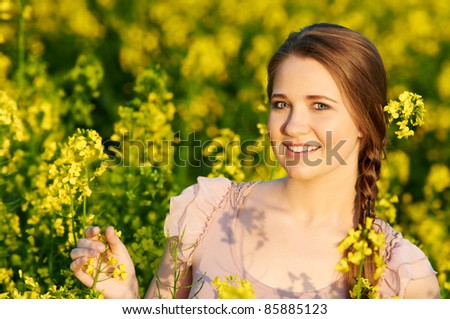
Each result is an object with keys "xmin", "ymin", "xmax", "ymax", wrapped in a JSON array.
[{"xmin": 280, "ymin": 168, "xmax": 358, "ymax": 227}]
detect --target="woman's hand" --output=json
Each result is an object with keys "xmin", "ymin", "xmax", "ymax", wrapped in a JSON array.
[{"xmin": 70, "ymin": 225, "xmax": 140, "ymax": 298}]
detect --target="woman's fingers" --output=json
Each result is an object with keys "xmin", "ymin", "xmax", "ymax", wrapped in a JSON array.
[
  {"xmin": 84, "ymin": 226, "xmax": 101, "ymax": 239},
  {"xmin": 69, "ymin": 226, "xmax": 106, "ymax": 278},
  {"xmin": 69, "ymin": 247, "xmax": 98, "ymax": 260},
  {"xmin": 69, "ymin": 255, "xmax": 88, "ymax": 272},
  {"xmin": 76, "ymin": 237, "xmax": 106, "ymax": 251},
  {"xmin": 104, "ymin": 226, "xmax": 126, "ymax": 254},
  {"xmin": 69, "ymin": 256, "xmax": 94, "ymax": 287}
]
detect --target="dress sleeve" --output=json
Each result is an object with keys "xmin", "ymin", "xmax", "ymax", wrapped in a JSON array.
[
  {"xmin": 376, "ymin": 220, "xmax": 438, "ymax": 298},
  {"xmin": 163, "ymin": 176, "xmax": 232, "ymax": 266}
]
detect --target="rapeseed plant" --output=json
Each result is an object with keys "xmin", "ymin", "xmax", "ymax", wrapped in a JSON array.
[
  {"xmin": 0, "ymin": 91, "xmax": 29, "ymax": 159},
  {"xmin": 44, "ymin": 128, "xmax": 108, "ymax": 239},
  {"xmin": 205, "ymin": 128, "xmax": 246, "ymax": 183}
]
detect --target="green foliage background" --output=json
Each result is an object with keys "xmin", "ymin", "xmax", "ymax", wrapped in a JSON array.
[{"xmin": 0, "ymin": 0, "xmax": 449, "ymax": 298}]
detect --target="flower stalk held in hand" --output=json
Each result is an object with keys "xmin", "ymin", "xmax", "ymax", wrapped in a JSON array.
[{"xmin": 82, "ymin": 229, "xmax": 128, "ymax": 296}]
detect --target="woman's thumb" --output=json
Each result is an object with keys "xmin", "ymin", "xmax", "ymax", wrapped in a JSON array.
[{"xmin": 104, "ymin": 225, "xmax": 125, "ymax": 253}]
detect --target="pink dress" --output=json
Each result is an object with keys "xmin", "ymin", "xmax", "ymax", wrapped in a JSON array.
[{"xmin": 164, "ymin": 177, "xmax": 437, "ymax": 298}]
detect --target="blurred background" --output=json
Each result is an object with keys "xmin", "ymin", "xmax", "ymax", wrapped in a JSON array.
[{"xmin": 0, "ymin": 0, "xmax": 449, "ymax": 298}]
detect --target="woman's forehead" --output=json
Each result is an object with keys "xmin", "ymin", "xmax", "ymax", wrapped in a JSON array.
[{"xmin": 272, "ymin": 55, "xmax": 343, "ymax": 102}]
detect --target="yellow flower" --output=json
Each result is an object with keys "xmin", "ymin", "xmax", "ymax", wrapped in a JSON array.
[
  {"xmin": 335, "ymin": 257, "xmax": 350, "ymax": 273},
  {"xmin": 111, "ymin": 264, "xmax": 128, "ymax": 281},
  {"xmin": 349, "ymin": 277, "xmax": 380, "ymax": 299},
  {"xmin": 24, "ymin": 276, "xmax": 39, "ymax": 289},
  {"xmin": 53, "ymin": 218, "xmax": 65, "ymax": 236},
  {"xmin": 335, "ymin": 218, "xmax": 386, "ymax": 297},
  {"xmin": 0, "ymin": 268, "xmax": 13, "ymax": 285},
  {"xmin": 337, "ymin": 228, "xmax": 362, "ymax": 252},
  {"xmin": 373, "ymin": 254, "xmax": 386, "ymax": 280},
  {"xmin": 82, "ymin": 258, "xmax": 96, "ymax": 276},
  {"xmin": 256, "ymin": 123, "xmax": 268, "ymax": 135},
  {"xmin": 213, "ymin": 275, "xmax": 256, "ymax": 299},
  {"xmin": 107, "ymin": 256, "xmax": 118, "ymax": 266},
  {"xmin": 368, "ymin": 230, "xmax": 385, "ymax": 249},
  {"xmin": 384, "ymin": 91, "xmax": 426, "ymax": 139}
]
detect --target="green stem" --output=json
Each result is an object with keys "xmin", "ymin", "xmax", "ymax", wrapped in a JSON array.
[
  {"xmin": 356, "ymin": 257, "xmax": 364, "ymax": 299},
  {"xmin": 17, "ymin": 0, "xmax": 26, "ymax": 98},
  {"xmin": 356, "ymin": 228, "xmax": 368, "ymax": 299},
  {"xmin": 70, "ymin": 196, "xmax": 78, "ymax": 246},
  {"xmin": 172, "ymin": 243, "xmax": 178, "ymax": 299},
  {"xmin": 48, "ymin": 215, "xmax": 55, "ymax": 277},
  {"xmin": 83, "ymin": 165, "xmax": 89, "ymax": 231},
  {"xmin": 91, "ymin": 252, "xmax": 105, "ymax": 290}
]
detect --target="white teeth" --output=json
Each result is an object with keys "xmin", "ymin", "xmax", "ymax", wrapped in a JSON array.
[{"xmin": 287, "ymin": 145, "xmax": 320, "ymax": 152}]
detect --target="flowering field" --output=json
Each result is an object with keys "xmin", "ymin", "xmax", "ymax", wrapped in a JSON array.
[{"xmin": 0, "ymin": 0, "xmax": 449, "ymax": 298}]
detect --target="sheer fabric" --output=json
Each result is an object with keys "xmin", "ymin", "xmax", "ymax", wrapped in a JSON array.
[{"xmin": 164, "ymin": 177, "xmax": 437, "ymax": 298}]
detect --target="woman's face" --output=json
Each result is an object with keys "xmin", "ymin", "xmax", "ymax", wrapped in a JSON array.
[{"xmin": 268, "ymin": 55, "xmax": 361, "ymax": 181}]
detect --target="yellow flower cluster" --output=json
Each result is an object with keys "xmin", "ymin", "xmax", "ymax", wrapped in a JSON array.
[
  {"xmin": 206, "ymin": 128, "xmax": 246, "ymax": 183},
  {"xmin": 375, "ymin": 194, "xmax": 399, "ymax": 224},
  {"xmin": 384, "ymin": 91, "xmax": 426, "ymax": 139},
  {"xmin": 0, "ymin": 201, "xmax": 21, "ymax": 249},
  {"xmin": 43, "ymin": 128, "xmax": 108, "ymax": 213},
  {"xmin": 30, "ymin": 0, "xmax": 104, "ymax": 39},
  {"xmin": 349, "ymin": 277, "xmax": 379, "ymax": 299},
  {"xmin": 0, "ymin": 267, "xmax": 14, "ymax": 296},
  {"xmin": 425, "ymin": 164, "xmax": 450, "ymax": 196},
  {"xmin": 111, "ymin": 264, "xmax": 128, "ymax": 281},
  {"xmin": 212, "ymin": 275, "xmax": 256, "ymax": 299},
  {"xmin": 111, "ymin": 68, "xmax": 176, "ymax": 168},
  {"xmin": 66, "ymin": 54, "xmax": 104, "ymax": 99},
  {"xmin": 0, "ymin": 91, "xmax": 29, "ymax": 159},
  {"xmin": 335, "ymin": 218, "xmax": 386, "ymax": 298}
]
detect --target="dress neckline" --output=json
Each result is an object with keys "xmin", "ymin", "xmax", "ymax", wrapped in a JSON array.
[{"xmin": 227, "ymin": 181, "xmax": 347, "ymax": 297}]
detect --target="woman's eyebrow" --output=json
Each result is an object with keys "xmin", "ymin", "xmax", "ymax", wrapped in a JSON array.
[
  {"xmin": 271, "ymin": 93, "xmax": 338, "ymax": 104},
  {"xmin": 306, "ymin": 95, "xmax": 338, "ymax": 104},
  {"xmin": 270, "ymin": 93, "xmax": 288, "ymax": 100}
]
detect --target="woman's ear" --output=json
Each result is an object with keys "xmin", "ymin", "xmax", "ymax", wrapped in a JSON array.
[{"xmin": 357, "ymin": 128, "xmax": 364, "ymax": 139}]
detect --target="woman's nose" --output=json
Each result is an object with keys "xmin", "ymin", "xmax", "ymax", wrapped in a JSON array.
[{"xmin": 283, "ymin": 108, "xmax": 311, "ymax": 137}]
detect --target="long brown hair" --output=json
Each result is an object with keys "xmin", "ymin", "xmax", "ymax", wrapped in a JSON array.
[{"xmin": 266, "ymin": 23, "xmax": 388, "ymax": 289}]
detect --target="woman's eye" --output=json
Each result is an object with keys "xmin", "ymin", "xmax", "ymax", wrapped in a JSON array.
[
  {"xmin": 314, "ymin": 103, "xmax": 328, "ymax": 110},
  {"xmin": 272, "ymin": 101, "xmax": 290, "ymax": 109}
]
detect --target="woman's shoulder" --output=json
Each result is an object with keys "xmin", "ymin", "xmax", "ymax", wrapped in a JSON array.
[
  {"xmin": 176, "ymin": 176, "xmax": 234, "ymax": 198},
  {"xmin": 374, "ymin": 218, "xmax": 438, "ymax": 298},
  {"xmin": 165, "ymin": 176, "xmax": 235, "ymax": 233},
  {"xmin": 164, "ymin": 176, "xmax": 255, "ymax": 264},
  {"xmin": 373, "ymin": 218, "xmax": 430, "ymax": 266}
]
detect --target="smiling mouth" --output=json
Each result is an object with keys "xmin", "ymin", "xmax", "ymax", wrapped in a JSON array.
[{"xmin": 285, "ymin": 144, "xmax": 321, "ymax": 153}]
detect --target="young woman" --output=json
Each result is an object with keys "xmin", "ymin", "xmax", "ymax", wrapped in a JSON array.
[{"xmin": 70, "ymin": 23, "xmax": 440, "ymax": 298}]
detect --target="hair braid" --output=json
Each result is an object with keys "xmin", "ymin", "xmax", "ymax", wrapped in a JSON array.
[
  {"xmin": 357, "ymin": 149, "xmax": 382, "ymax": 225},
  {"xmin": 346, "ymin": 145, "xmax": 384, "ymax": 290}
]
